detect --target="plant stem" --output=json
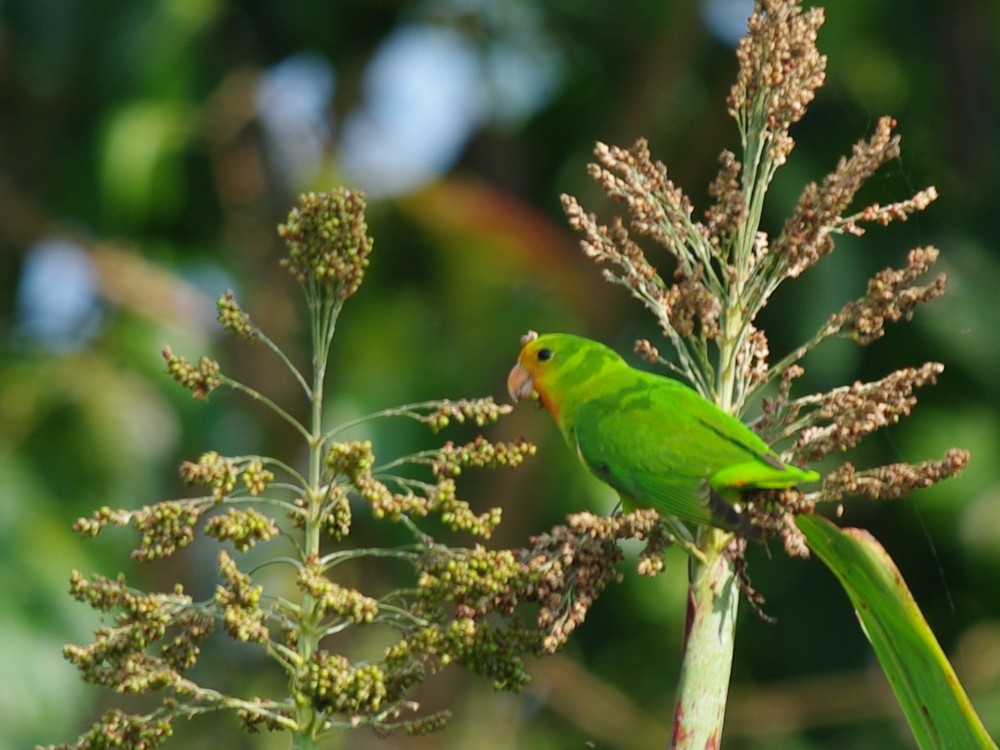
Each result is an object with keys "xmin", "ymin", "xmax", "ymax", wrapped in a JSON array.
[
  {"xmin": 670, "ymin": 528, "xmax": 739, "ymax": 749},
  {"xmin": 669, "ymin": 255, "xmax": 746, "ymax": 748},
  {"xmin": 290, "ymin": 290, "xmax": 340, "ymax": 750}
]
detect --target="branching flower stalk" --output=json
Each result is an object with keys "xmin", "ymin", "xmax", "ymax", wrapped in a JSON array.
[
  {"xmin": 562, "ymin": 0, "xmax": 967, "ymax": 746},
  {"xmin": 50, "ymin": 189, "xmax": 691, "ymax": 750},
  {"xmin": 281, "ymin": 191, "xmax": 374, "ymax": 746}
]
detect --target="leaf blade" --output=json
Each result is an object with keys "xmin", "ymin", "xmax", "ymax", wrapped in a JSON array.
[{"xmin": 797, "ymin": 514, "xmax": 996, "ymax": 749}]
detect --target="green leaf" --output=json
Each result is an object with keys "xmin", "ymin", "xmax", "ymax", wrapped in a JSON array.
[{"xmin": 798, "ymin": 514, "xmax": 996, "ymax": 750}]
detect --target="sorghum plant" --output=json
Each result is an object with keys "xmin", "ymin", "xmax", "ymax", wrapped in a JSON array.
[
  {"xmin": 45, "ymin": 189, "xmax": 677, "ymax": 750},
  {"xmin": 558, "ymin": 0, "xmax": 980, "ymax": 746}
]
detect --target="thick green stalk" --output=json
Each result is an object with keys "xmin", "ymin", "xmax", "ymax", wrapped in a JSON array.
[
  {"xmin": 291, "ymin": 291, "xmax": 339, "ymax": 750},
  {"xmin": 670, "ymin": 265, "xmax": 746, "ymax": 748},
  {"xmin": 670, "ymin": 435, "xmax": 741, "ymax": 745},
  {"xmin": 670, "ymin": 528, "xmax": 739, "ymax": 749}
]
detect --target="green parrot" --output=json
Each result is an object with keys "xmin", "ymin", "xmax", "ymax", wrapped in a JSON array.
[{"xmin": 507, "ymin": 332, "xmax": 819, "ymax": 533}]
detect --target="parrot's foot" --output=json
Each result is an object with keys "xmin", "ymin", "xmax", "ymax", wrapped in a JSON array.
[{"xmin": 662, "ymin": 518, "xmax": 708, "ymax": 565}]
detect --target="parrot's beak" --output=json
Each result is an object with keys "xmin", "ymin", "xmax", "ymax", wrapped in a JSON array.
[{"xmin": 507, "ymin": 362, "xmax": 535, "ymax": 403}]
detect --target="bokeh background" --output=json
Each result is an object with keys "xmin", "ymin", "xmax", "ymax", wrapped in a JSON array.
[{"xmin": 4, "ymin": 0, "xmax": 1000, "ymax": 748}]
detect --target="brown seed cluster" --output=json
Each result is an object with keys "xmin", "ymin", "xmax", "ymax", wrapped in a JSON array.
[
  {"xmin": 741, "ymin": 487, "xmax": 815, "ymax": 558},
  {"xmin": 774, "ymin": 117, "xmax": 936, "ymax": 279},
  {"xmin": 562, "ymin": 174, "xmax": 719, "ymax": 355},
  {"xmin": 822, "ymin": 449, "xmax": 970, "ymax": 503},
  {"xmin": 777, "ymin": 119, "xmax": 895, "ymax": 272},
  {"xmin": 514, "ymin": 510, "xmax": 666, "ymax": 653},
  {"xmin": 634, "ymin": 338, "xmax": 661, "ymax": 364},
  {"xmin": 587, "ymin": 139, "xmax": 701, "ymax": 256},
  {"xmin": 792, "ymin": 362, "xmax": 945, "ymax": 463},
  {"xmin": 830, "ymin": 247, "xmax": 947, "ymax": 345},
  {"xmin": 729, "ymin": 0, "xmax": 827, "ymax": 161},
  {"xmin": 705, "ymin": 150, "xmax": 747, "ymax": 241}
]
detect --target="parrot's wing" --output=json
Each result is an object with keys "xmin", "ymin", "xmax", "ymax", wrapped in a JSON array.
[
  {"xmin": 639, "ymin": 375, "xmax": 819, "ymax": 491},
  {"xmin": 572, "ymin": 398, "xmax": 729, "ymax": 527},
  {"xmin": 614, "ymin": 468, "xmax": 722, "ymax": 526}
]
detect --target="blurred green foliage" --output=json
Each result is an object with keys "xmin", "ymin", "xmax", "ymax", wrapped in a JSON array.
[{"xmin": 2, "ymin": 0, "xmax": 999, "ymax": 748}]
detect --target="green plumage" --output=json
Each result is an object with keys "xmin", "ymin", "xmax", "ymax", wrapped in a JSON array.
[{"xmin": 509, "ymin": 333, "xmax": 818, "ymax": 531}]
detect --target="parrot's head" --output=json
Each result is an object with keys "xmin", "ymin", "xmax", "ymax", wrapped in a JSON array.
[{"xmin": 507, "ymin": 332, "xmax": 624, "ymax": 423}]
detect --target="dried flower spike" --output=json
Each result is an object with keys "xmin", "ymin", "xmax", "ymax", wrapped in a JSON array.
[{"xmin": 728, "ymin": 0, "xmax": 827, "ymax": 143}]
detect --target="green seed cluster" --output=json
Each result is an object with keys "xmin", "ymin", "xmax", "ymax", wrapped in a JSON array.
[
  {"xmin": 417, "ymin": 546, "xmax": 522, "ymax": 615},
  {"xmin": 130, "ymin": 501, "xmax": 206, "ymax": 561},
  {"xmin": 321, "ymin": 485, "xmax": 352, "ymax": 540},
  {"xmin": 241, "ymin": 458, "xmax": 275, "ymax": 496},
  {"xmin": 325, "ymin": 438, "xmax": 511, "ymax": 538},
  {"xmin": 73, "ymin": 501, "xmax": 209, "ymax": 561},
  {"xmin": 216, "ymin": 290, "xmax": 258, "ymax": 342},
  {"xmin": 179, "ymin": 451, "xmax": 239, "ymax": 501},
  {"xmin": 324, "ymin": 441, "xmax": 409, "ymax": 523},
  {"xmin": 161, "ymin": 345, "xmax": 220, "ymax": 400},
  {"xmin": 54, "ymin": 186, "xmax": 558, "ymax": 746},
  {"xmin": 380, "ymin": 637, "xmax": 429, "ymax": 700},
  {"xmin": 303, "ymin": 651, "xmax": 388, "ymax": 716},
  {"xmin": 371, "ymin": 545, "xmax": 548, "ymax": 697},
  {"xmin": 419, "ymin": 397, "xmax": 513, "ymax": 432},
  {"xmin": 73, "ymin": 505, "xmax": 130, "ymax": 538},
  {"xmin": 238, "ymin": 699, "xmax": 290, "ymax": 734},
  {"xmin": 214, "ymin": 550, "xmax": 269, "ymax": 643},
  {"xmin": 65, "ymin": 573, "xmax": 206, "ymax": 694},
  {"xmin": 46, "ymin": 709, "xmax": 173, "ymax": 750},
  {"xmin": 431, "ymin": 437, "xmax": 536, "ymax": 478},
  {"xmin": 390, "ymin": 614, "xmax": 536, "ymax": 694},
  {"xmin": 278, "ymin": 188, "xmax": 373, "ymax": 301},
  {"xmin": 440, "ymin": 617, "xmax": 535, "ymax": 691},
  {"xmin": 325, "ymin": 440, "xmax": 374, "ymax": 482},
  {"xmin": 204, "ymin": 507, "xmax": 279, "ymax": 552},
  {"xmin": 160, "ymin": 610, "xmax": 215, "ymax": 671},
  {"xmin": 297, "ymin": 563, "xmax": 378, "ymax": 624},
  {"xmin": 402, "ymin": 710, "xmax": 450, "ymax": 736},
  {"xmin": 433, "ymin": 479, "xmax": 503, "ymax": 538}
]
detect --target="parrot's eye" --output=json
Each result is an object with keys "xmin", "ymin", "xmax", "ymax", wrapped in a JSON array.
[{"xmin": 537, "ymin": 347, "xmax": 553, "ymax": 362}]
